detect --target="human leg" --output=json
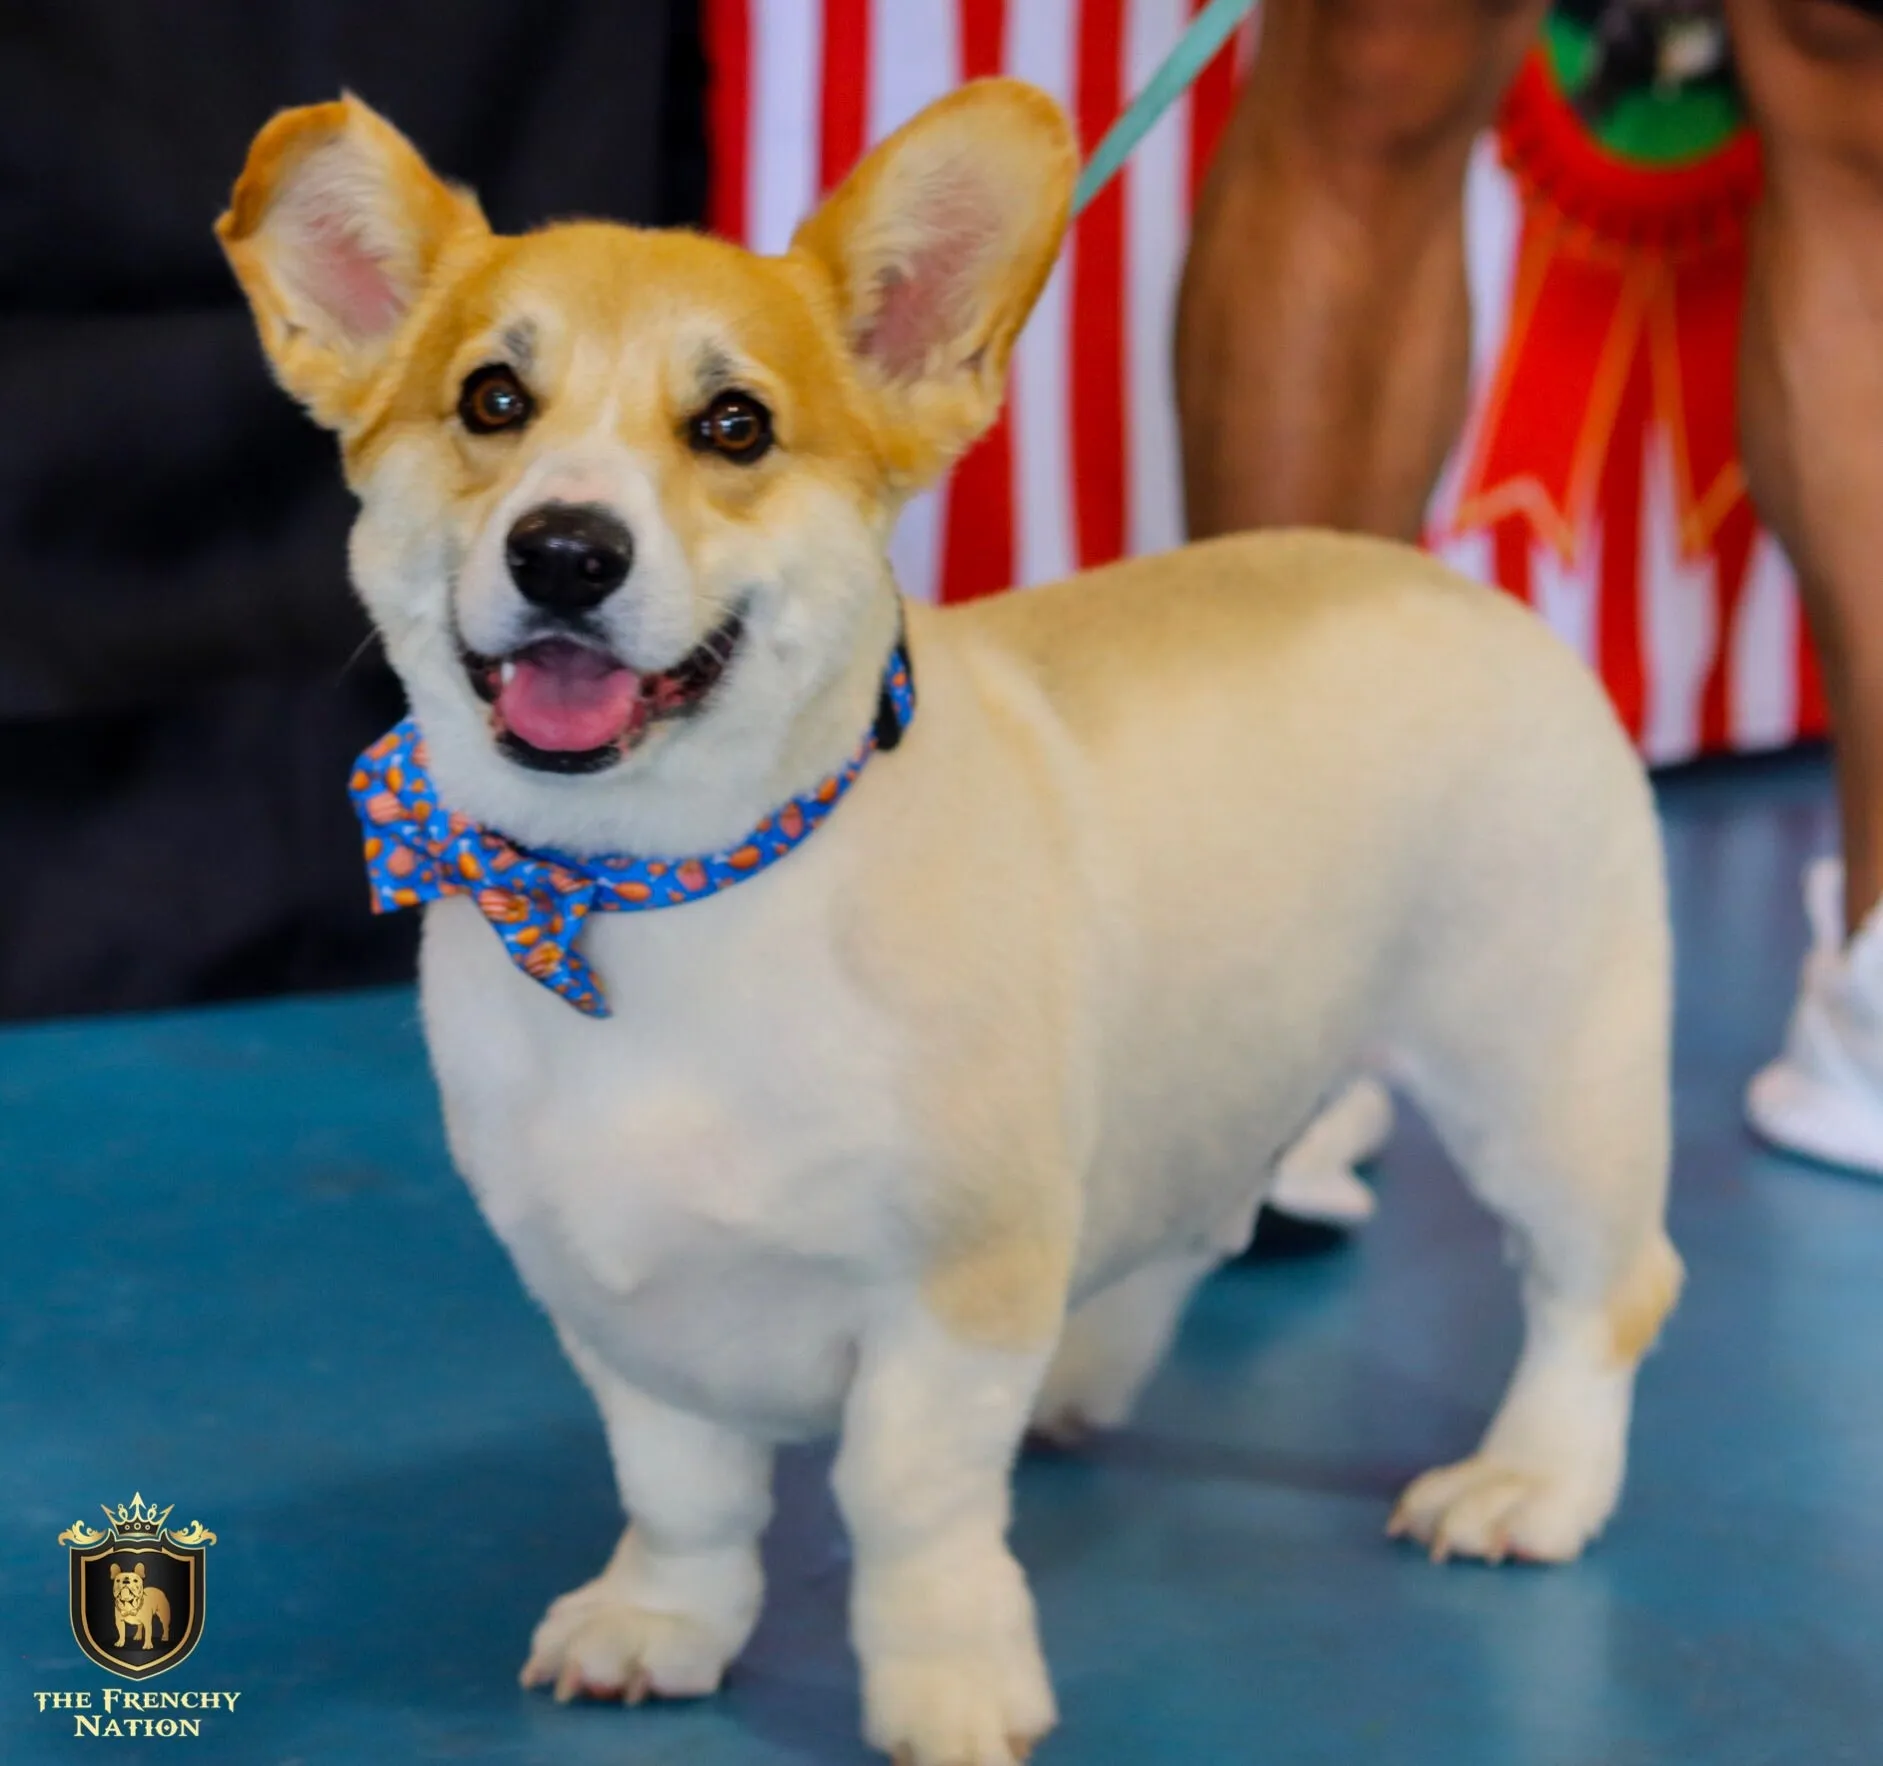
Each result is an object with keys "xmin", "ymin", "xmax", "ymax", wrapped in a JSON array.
[
  {"xmin": 1730, "ymin": 0, "xmax": 1883, "ymax": 1171},
  {"xmin": 1176, "ymin": 0, "xmax": 1545, "ymax": 540}
]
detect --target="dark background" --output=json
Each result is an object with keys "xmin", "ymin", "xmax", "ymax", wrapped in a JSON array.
[{"xmin": 0, "ymin": 0, "xmax": 707, "ymax": 1019}]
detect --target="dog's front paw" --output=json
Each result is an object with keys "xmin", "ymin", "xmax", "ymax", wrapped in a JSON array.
[
  {"xmin": 520, "ymin": 1578, "xmax": 736, "ymax": 1703},
  {"xmin": 861, "ymin": 1641, "xmax": 1056, "ymax": 1766},
  {"xmin": 1387, "ymin": 1454, "xmax": 1616, "ymax": 1564}
]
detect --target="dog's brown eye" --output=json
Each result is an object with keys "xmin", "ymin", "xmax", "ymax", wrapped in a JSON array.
[
  {"xmin": 460, "ymin": 364, "xmax": 534, "ymax": 435},
  {"xmin": 689, "ymin": 390, "xmax": 773, "ymax": 463}
]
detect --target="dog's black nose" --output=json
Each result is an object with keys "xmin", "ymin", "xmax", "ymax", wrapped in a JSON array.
[{"xmin": 505, "ymin": 504, "xmax": 633, "ymax": 613}]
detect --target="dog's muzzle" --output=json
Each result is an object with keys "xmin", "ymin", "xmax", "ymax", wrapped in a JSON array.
[{"xmin": 462, "ymin": 614, "xmax": 746, "ymax": 775}]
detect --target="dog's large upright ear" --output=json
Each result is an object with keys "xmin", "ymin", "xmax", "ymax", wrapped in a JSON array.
[
  {"xmin": 791, "ymin": 80, "xmax": 1075, "ymax": 492},
  {"xmin": 217, "ymin": 97, "xmax": 487, "ymax": 431}
]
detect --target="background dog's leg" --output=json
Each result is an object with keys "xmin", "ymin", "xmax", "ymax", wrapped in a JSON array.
[
  {"xmin": 1389, "ymin": 901, "xmax": 1680, "ymax": 1565},
  {"xmin": 834, "ymin": 1298, "xmax": 1059, "ymax": 1766},
  {"xmin": 1030, "ymin": 1252, "xmax": 1216, "ymax": 1445},
  {"xmin": 521, "ymin": 1338, "xmax": 773, "ymax": 1704}
]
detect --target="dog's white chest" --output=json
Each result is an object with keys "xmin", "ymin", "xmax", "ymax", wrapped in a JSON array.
[{"xmin": 419, "ymin": 889, "xmax": 908, "ymax": 1437}]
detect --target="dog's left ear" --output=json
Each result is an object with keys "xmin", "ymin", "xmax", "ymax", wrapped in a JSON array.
[
  {"xmin": 791, "ymin": 79, "xmax": 1075, "ymax": 493},
  {"xmin": 217, "ymin": 95, "xmax": 488, "ymax": 432}
]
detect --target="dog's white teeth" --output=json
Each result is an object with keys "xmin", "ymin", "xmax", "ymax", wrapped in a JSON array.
[{"xmin": 500, "ymin": 660, "xmax": 518, "ymax": 686}]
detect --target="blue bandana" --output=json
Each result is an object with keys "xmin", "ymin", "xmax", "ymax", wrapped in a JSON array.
[{"xmin": 351, "ymin": 642, "xmax": 915, "ymax": 1017}]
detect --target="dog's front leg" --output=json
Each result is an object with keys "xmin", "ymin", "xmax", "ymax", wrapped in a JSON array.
[
  {"xmin": 835, "ymin": 1290, "xmax": 1062, "ymax": 1766},
  {"xmin": 521, "ymin": 1338, "xmax": 773, "ymax": 1705}
]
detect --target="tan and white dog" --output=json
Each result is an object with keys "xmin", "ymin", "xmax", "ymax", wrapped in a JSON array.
[{"xmin": 220, "ymin": 82, "xmax": 1680, "ymax": 1766}]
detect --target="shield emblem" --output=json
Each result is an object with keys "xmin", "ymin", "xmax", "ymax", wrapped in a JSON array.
[{"xmin": 58, "ymin": 1495, "xmax": 215, "ymax": 1679}]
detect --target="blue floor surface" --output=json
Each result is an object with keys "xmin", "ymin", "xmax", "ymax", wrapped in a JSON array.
[{"xmin": 5, "ymin": 749, "xmax": 1879, "ymax": 1765}]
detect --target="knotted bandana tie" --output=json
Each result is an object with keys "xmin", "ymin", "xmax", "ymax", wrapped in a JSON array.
[{"xmin": 350, "ymin": 641, "xmax": 915, "ymax": 1017}]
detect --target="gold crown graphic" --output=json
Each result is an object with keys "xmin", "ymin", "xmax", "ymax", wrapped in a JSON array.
[
  {"xmin": 102, "ymin": 1493, "xmax": 174, "ymax": 1541},
  {"xmin": 57, "ymin": 1492, "xmax": 217, "ymax": 1552}
]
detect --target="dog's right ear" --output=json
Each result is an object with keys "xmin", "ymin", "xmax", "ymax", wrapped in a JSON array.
[{"xmin": 217, "ymin": 96, "xmax": 487, "ymax": 431}]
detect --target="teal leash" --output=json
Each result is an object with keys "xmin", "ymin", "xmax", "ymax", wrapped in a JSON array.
[{"xmin": 1070, "ymin": 0, "xmax": 1256, "ymax": 216}]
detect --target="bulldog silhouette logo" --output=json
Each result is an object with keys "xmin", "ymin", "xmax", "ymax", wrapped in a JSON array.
[
  {"xmin": 109, "ymin": 1560, "xmax": 171, "ymax": 1650},
  {"xmin": 59, "ymin": 1494, "xmax": 215, "ymax": 1678}
]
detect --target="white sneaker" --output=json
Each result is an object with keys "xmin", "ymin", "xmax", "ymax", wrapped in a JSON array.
[
  {"xmin": 1747, "ymin": 857, "xmax": 1883, "ymax": 1177},
  {"xmin": 1266, "ymin": 1075, "xmax": 1393, "ymax": 1225}
]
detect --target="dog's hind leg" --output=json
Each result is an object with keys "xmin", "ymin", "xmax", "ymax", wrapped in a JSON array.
[
  {"xmin": 520, "ymin": 1337, "xmax": 774, "ymax": 1704},
  {"xmin": 1030, "ymin": 1251, "xmax": 1216, "ymax": 1444},
  {"xmin": 1387, "ymin": 878, "xmax": 1681, "ymax": 1565}
]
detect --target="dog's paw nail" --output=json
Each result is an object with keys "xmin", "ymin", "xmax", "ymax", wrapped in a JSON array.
[
  {"xmin": 1027, "ymin": 1410, "xmax": 1091, "ymax": 1452},
  {"xmin": 623, "ymin": 1667, "xmax": 652, "ymax": 1706},
  {"xmin": 1031, "ymin": 1415, "xmax": 1092, "ymax": 1445},
  {"xmin": 553, "ymin": 1663, "xmax": 584, "ymax": 1703}
]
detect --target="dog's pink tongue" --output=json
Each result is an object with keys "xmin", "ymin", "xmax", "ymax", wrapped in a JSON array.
[{"xmin": 497, "ymin": 640, "xmax": 643, "ymax": 752}]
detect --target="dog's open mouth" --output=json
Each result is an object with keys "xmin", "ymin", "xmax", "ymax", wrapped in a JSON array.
[{"xmin": 464, "ymin": 613, "xmax": 744, "ymax": 774}]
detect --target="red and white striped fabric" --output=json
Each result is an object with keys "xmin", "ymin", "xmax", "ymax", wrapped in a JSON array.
[
  {"xmin": 702, "ymin": 1, "xmax": 1819, "ymax": 762},
  {"xmin": 704, "ymin": 0, "xmax": 1245, "ymax": 608}
]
